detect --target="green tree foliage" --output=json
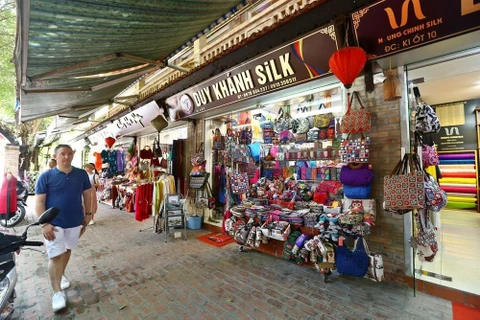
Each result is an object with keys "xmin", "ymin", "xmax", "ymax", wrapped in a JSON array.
[{"xmin": 0, "ymin": 0, "xmax": 15, "ymax": 120}]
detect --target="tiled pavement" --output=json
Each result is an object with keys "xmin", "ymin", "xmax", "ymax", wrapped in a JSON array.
[{"xmin": 9, "ymin": 198, "xmax": 453, "ymax": 320}]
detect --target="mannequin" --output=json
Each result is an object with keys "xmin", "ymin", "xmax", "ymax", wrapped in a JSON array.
[{"xmin": 0, "ymin": 172, "xmax": 18, "ymax": 219}]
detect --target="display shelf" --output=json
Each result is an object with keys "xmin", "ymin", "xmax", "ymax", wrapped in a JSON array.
[{"xmin": 438, "ymin": 150, "xmax": 479, "ymax": 212}]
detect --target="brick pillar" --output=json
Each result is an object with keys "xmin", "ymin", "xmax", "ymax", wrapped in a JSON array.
[
  {"xmin": 4, "ymin": 144, "xmax": 20, "ymax": 176},
  {"xmin": 350, "ymin": 75, "xmax": 408, "ymax": 278}
]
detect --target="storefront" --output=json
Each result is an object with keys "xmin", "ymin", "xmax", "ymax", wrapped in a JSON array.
[
  {"xmin": 351, "ymin": 0, "xmax": 480, "ymax": 300},
  {"xmin": 160, "ymin": 0, "xmax": 480, "ymax": 302},
  {"xmin": 83, "ymin": 100, "xmax": 189, "ymax": 227}
]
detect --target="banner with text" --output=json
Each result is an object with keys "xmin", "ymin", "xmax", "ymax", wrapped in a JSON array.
[
  {"xmin": 351, "ymin": 0, "xmax": 480, "ymax": 59},
  {"xmin": 165, "ymin": 24, "xmax": 338, "ymax": 121}
]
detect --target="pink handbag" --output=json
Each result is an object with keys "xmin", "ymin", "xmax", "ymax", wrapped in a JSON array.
[{"xmin": 341, "ymin": 91, "xmax": 371, "ymax": 134}]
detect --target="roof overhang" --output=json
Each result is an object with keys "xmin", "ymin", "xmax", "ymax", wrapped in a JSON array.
[{"xmin": 14, "ymin": 0, "xmax": 247, "ymax": 122}]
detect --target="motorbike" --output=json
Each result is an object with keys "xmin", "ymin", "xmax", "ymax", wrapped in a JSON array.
[
  {"xmin": 0, "ymin": 180, "xmax": 29, "ymax": 228},
  {"xmin": 0, "ymin": 207, "xmax": 59, "ymax": 319}
]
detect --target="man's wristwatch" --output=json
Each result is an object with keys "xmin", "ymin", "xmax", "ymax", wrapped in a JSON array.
[{"xmin": 85, "ymin": 212, "xmax": 92, "ymax": 216}]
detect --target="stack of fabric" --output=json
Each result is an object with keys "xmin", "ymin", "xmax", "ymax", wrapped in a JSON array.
[{"xmin": 438, "ymin": 152, "xmax": 477, "ymax": 210}]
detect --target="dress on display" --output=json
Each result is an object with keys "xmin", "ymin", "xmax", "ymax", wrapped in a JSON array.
[{"xmin": 0, "ymin": 173, "xmax": 18, "ymax": 219}]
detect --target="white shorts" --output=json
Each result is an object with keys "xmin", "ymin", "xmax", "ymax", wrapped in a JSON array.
[{"xmin": 45, "ymin": 226, "xmax": 82, "ymax": 258}]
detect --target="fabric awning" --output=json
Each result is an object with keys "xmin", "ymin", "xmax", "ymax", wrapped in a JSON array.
[{"xmin": 14, "ymin": 0, "xmax": 247, "ymax": 122}]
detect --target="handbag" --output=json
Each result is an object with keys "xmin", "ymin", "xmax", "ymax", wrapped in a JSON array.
[
  {"xmin": 189, "ymin": 173, "xmax": 209, "ymax": 189},
  {"xmin": 339, "ymin": 135, "xmax": 370, "ymax": 163},
  {"xmin": 423, "ymin": 172, "xmax": 447, "ymax": 212},
  {"xmin": 343, "ymin": 184, "xmax": 372, "ymax": 199},
  {"xmin": 363, "ymin": 239, "xmax": 384, "ymax": 282},
  {"xmin": 415, "ymin": 210, "xmax": 438, "ymax": 262},
  {"xmin": 340, "ymin": 163, "xmax": 373, "ymax": 186},
  {"xmin": 159, "ymin": 157, "xmax": 168, "ymax": 169},
  {"xmin": 415, "ymin": 102, "xmax": 441, "ymax": 134},
  {"xmin": 340, "ymin": 91, "xmax": 371, "ymax": 134},
  {"xmin": 314, "ymin": 104, "xmax": 331, "ymax": 128},
  {"xmin": 190, "ymin": 160, "xmax": 206, "ymax": 176},
  {"xmin": 213, "ymin": 128, "xmax": 225, "ymax": 150},
  {"xmin": 422, "ymin": 144, "xmax": 439, "ymax": 168},
  {"xmin": 384, "ymin": 154, "xmax": 425, "ymax": 210},
  {"xmin": 336, "ymin": 236, "xmax": 370, "ymax": 277},
  {"xmin": 153, "ymin": 137, "xmax": 162, "ymax": 158},
  {"xmin": 273, "ymin": 107, "xmax": 290, "ymax": 133},
  {"xmin": 191, "ymin": 142, "xmax": 205, "ymax": 166}
]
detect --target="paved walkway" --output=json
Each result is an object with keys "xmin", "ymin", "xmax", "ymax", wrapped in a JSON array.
[{"xmin": 9, "ymin": 198, "xmax": 452, "ymax": 319}]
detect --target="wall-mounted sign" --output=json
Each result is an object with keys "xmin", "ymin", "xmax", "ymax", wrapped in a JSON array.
[
  {"xmin": 166, "ymin": 24, "xmax": 339, "ymax": 121},
  {"xmin": 351, "ymin": 0, "xmax": 480, "ymax": 59},
  {"xmin": 432, "ymin": 99, "xmax": 478, "ymax": 151}
]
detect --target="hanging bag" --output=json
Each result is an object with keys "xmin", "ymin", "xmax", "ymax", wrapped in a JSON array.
[
  {"xmin": 415, "ymin": 102, "xmax": 441, "ymax": 134},
  {"xmin": 423, "ymin": 171, "xmax": 447, "ymax": 212},
  {"xmin": 191, "ymin": 142, "xmax": 205, "ymax": 166},
  {"xmin": 212, "ymin": 128, "xmax": 225, "ymax": 150},
  {"xmin": 340, "ymin": 91, "xmax": 371, "ymax": 134},
  {"xmin": 314, "ymin": 103, "xmax": 331, "ymax": 128},
  {"xmin": 339, "ymin": 163, "xmax": 373, "ymax": 186},
  {"xmin": 384, "ymin": 154, "xmax": 425, "ymax": 211},
  {"xmin": 363, "ymin": 238, "xmax": 384, "ymax": 282},
  {"xmin": 153, "ymin": 136, "xmax": 162, "ymax": 158},
  {"xmin": 336, "ymin": 236, "xmax": 370, "ymax": 277}
]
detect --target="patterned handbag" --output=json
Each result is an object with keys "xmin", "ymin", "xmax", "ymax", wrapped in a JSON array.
[
  {"xmin": 213, "ymin": 128, "xmax": 225, "ymax": 150},
  {"xmin": 415, "ymin": 210, "xmax": 438, "ymax": 262},
  {"xmin": 384, "ymin": 154, "xmax": 425, "ymax": 210},
  {"xmin": 424, "ymin": 172, "xmax": 447, "ymax": 212},
  {"xmin": 191, "ymin": 142, "xmax": 204, "ymax": 166},
  {"xmin": 314, "ymin": 104, "xmax": 331, "ymax": 128},
  {"xmin": 341, "ymin": 91, "xmax": 371, "ymax": 134},
  {"xmin": 422, "ymin": 144, "xmax": 439, "ymax": 168}
]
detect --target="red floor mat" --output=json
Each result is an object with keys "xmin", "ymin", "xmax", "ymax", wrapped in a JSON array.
[
  {"xmin": 196, "ymin": 232, "xmax": 235, "ymax": 248},
  {"xmin": 453, "ymin": 302, "xmax": 480, "ymax": 320}
]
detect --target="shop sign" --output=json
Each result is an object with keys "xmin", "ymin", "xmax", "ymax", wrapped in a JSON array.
[
  {"xmin": 432, "ymin": 99, "xmax": 478, "ymax": 151},
  {"xmin": 110, "ymin": 100, "xmax": 161, "ymax": 137},
  {"xmin": 351, "ymin": 0, "xmax": 480, "ymax": 59},
  {"xmin": 166, "ymin": 24, "xmax": 338, "ymax": 121}
]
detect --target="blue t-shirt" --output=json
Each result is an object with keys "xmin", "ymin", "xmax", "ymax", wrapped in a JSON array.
[{"xmin": 35, "ymin": 167, "xmax": 91, "ymax": 228}]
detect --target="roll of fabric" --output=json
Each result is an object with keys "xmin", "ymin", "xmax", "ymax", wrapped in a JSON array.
[
  {"xmin": 441, "ymin": 172, "xmax": 476, "ymax": 178},
  {"xmin": 439, "ymin": 159, "xmax": 475, "ymax": 165},
  {"xmin": 447, "ymin": 196, "xmax": 477, "ymax": 203},
  {"xmin": 439, "ymin": 164, "xmax": 475, "ymax": 170},
  {"xmin": 439, "ymin": 178, "xmax": 477, "ymax": 184},
  {"xmin": 446, "ymin": 201, "xmax": 477, "ymax": 209},
  {"xmin": 440, "ymin": 183, "xmax": 477, "ymax": 188},
  {"xmin": 447, "ymin": 192, "xmax": 476, "ymax": 198},
  {"xmin": 438, "ymin": 153, "xmax": 475, "ymax": 160},
  {"xmin": 441, "ymin": 186, "xmax": 477, "ymax": 194}
]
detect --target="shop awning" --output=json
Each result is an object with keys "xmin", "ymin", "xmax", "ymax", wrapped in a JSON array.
[{"xmin": 14, "ymin": 0, "xmax": 247, "ymax": 122}]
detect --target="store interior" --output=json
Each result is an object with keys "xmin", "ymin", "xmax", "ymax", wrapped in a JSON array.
[
  {"xmin": 406, "ymin": 52, "xmax": 480, "ymax": 295},
  {"xmin": 202, "ymin": 83, "xmax": 345, "ymax": 227}
]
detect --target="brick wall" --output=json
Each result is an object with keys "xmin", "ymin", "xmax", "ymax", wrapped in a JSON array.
[
  {"xmin": 4, "ymin": 145, "xmax": 20, "ymax": 177},
  {"xmin": 350, "ymin": 76, "xmax": 407, "ymax": 277}
]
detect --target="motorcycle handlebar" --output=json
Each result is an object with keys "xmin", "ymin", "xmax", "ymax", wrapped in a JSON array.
[{"xmin": 23, "ymin": 241, "xmax": 44, "ymax": 247}]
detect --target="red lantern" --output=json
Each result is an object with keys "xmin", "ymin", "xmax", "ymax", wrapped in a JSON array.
[
  {"xmin": 329, "ymin": 47, "xmax": 367, "ymax": 89},
  {"xmin": 105, "ymin": 137, "xmax": 116, "ymax": 148}
]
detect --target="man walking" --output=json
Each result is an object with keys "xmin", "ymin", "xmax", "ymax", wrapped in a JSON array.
[{"xmin": 35, "ymin": 144, "xmax": 93, "ymax": 312}]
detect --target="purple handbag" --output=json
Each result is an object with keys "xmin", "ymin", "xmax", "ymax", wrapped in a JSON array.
[{"xmin": 340, "ymin": 163, "xmax": 373, "ymax": 186}]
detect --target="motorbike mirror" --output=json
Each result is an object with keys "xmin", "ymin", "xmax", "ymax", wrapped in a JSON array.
[{"xmin": 38, "ymin": 207, "xmax": 60, "ymax": 225}]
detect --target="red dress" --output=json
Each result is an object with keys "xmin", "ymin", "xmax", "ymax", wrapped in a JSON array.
[{"xmin": 0, "ymin": 173, "xmax": 17, "ymax": 218}]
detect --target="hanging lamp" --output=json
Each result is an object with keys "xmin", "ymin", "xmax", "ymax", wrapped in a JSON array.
[
  {"xmin": 383, "ymin": 59, "xmax": 401, "ymax": 101},
  {"xmin": 328, "ymin": 47, "xmax": 367, "ymax": 89},
  {"xmin": 105, "ymin": 137, "xmax": 116, "ymax": 148}
]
